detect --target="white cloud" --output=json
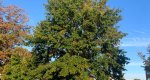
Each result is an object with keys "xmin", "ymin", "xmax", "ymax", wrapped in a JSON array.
[
  {"xmin": 121, "ymin": 43, "xmax": 148, "ymax": 47},
  {"xmin": 133, "ymin": 30, "xmax": 147, "ymax": 35},
  {"xmin": 126, "ymin": 61, "xmax": 144, "ymax": 67},
  {"xmin": 124, "ymin": 73, "xmax": 145, "ymax": 80},
  {"xmin": 121, "ymin": 37, "xmax": 150, "ymax": 47}
]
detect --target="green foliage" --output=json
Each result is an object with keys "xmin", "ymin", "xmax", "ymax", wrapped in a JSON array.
[
  {"xmin": 30, "ymin": 54, "xmax": 89, "ymax": 80},
  {"xmin": 2, "ymin": 47, "xmax": 34, "ymax": 80},
  {"xmin": 28, "ymin": 0, "xmax": 129, "ymax": 79},
  {"xmin": 2, "ymin": 0, "xmax": 129, "ymax": 80}
]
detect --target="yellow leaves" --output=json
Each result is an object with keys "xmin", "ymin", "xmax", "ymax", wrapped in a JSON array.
[
  {"xmin": 12, "ymin": 47, "xmax": 32, "ymax": 58},
  {"xmin": 0, "ymin": 51, "xmax": 6, "ymax": 59},
  {"xmin": 0, "ymin": 34, "xmax": 2, "ymax": 39},
  {"xmin": 72, "ymin": 41, "xmax": 77, "ymax": 45},
  {"xmin": 83, "ymin": 0, "xmax": 93, "ymax": 11},
  {"xmin": 100, "ymin": 10, "xmax": 105, "ymax": 15},
  {"xmin": 58, "ymin": 29, "xmax": 66, "ymax": 36}
]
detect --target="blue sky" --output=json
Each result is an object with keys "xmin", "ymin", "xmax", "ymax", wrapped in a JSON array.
[{"xmin": 4, "ymin": 0, "xmax": 150, "ymax": 80}]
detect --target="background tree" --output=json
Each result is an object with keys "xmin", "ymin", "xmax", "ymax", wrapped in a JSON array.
[
  {"xmin": 0, "ymin": 2, "xmax": 30, "ymax": 66},
  {"xmin": 138, "ymin": 45, "xmax": 150, "ymax": 74},
  {"xmin": 28, "ymin": 0, "xmax": 129, "ymax": 79}
]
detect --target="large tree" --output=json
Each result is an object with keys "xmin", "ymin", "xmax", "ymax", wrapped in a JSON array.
[{"xmin": 28, "ymin": 0, "xmax": 129, "ymax": 79}]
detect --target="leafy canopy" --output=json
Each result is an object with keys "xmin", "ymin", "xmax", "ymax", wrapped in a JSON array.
[{"xmin": 28, "ymin": 0, "xmax": 129, "ymax": 79}]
